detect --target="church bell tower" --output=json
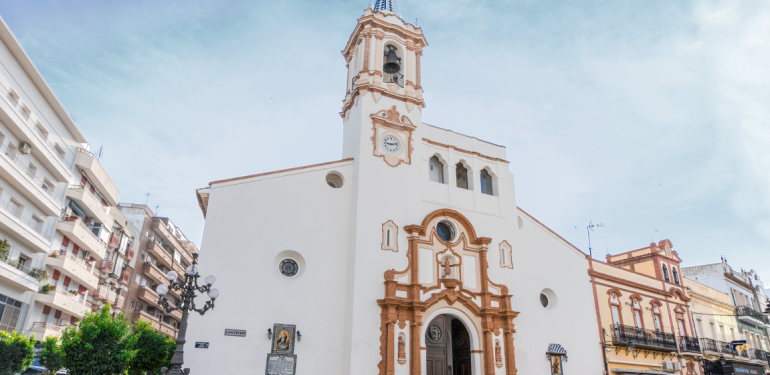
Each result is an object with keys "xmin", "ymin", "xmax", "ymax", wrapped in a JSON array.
[{"xmin": 339, "ymin": 0, "xmax": 427, "ymax": 164}]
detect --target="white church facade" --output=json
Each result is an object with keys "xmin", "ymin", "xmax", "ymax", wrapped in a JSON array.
[{"xmin": 187, "ymin": 2, "xmax": 605, "ymax": 374}]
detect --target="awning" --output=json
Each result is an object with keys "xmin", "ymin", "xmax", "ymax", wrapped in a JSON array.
[{"xmin": 611, "ymin": 369, "xmax": 668, "ymax": 375}]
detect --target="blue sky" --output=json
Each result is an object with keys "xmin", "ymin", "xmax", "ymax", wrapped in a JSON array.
[{"xmin": 1, "ymin": 0, "xmax": 768, "ymax": 280}]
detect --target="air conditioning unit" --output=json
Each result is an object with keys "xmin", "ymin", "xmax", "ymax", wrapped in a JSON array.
[
  {"xmin": 661, "ymin": 362, "xmax": 674, "ymax": 372},
  {"xmin": 83, "ymin": 251, "xmax": 90, "ymax": 259},
  {"xmin": 673, "ymin": 362, "xmax": 682, "ymax": 371},
  {"xmin": 84, "ymin": 218, "xmax": 94, "ymax": 226},
  {"xmin": 62, "ymin": 207, "xmax": 73, "ymax": 218},
  {"xmin": 19, "ymin": 142, "xmax": 31, "ymax": 154},
  {"xmin": 150, "ymin": 234, "xmax": 156, "ymax": 242}
]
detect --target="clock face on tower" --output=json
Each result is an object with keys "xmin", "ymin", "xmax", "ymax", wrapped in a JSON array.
[{"xmin": 382, "ymin": 135, "xmax": 400, "ymax": 154}]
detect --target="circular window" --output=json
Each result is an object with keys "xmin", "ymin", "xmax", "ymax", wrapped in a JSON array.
[
  {"xmin": 436, "ymin": 221, "xmax": 455, "ymax": 242},
  {"xmin": 326, "ymin": 172, "xmax": 343, "ymax": 188},
  {"xmin": 279, "ymin": 259, "xmax": 299, "ymax": 277},
  {"xmin": 540, "ymin": 288, "xmax": 558, "ymax": 310}
]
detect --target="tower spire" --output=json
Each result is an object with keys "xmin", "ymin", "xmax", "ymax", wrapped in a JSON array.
[{"xmin": 372, "ymin": 0, "xmax": 401, "ymax": 17}]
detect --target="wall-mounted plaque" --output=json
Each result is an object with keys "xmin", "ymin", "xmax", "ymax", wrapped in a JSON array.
[
  {"xmin": 194, "ymin": 342, "xmax": 209, "ymax": 349},
  {"xmin": 271, "ymin": 324, "xmax": 296, "ymax": 354},
  {"xmin": 225, "ymin": 329, "xmax": 247, "ymax": 337},
  {"xmin": 265, "ymin": 354, "xmax": 297, "ymax": 375}
]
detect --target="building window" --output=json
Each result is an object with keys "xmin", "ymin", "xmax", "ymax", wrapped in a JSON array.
[
  {"xmin": 0, "ymin": 293, "xmax": 26, "ymax": 333},
  {"xmin": 540, "ymin": 293, "xmax": 549, "ymax": 308},
  {"xmin": 455, "ymin": 163, "xmax": 469, "ymax": 189},
  {"xmin": 429, "ymin": 156, "xmax": 445, "ymax": 184},
  {"xmin": 672, "ymin": 267, "xmax": 680, "ymax": 285},
  {"xmin": 661, "ymin": 264, "xmax": 671, "ymax": 282},
  {"xmin": 135, "ymin": 275, "xmax": 141, "ymax": 285},
  {"xmin": 652, "ymin": 305, "xmax": 663, "ymax": 331},
  {"xmin": 436, "ymin": 220, "xmax": 456, "ymax": 243},
  {"xmin": 279, "ymin": 259, "xmax": 299, "ymax": 277},
  {"xmin": 631, "ymin": 298, "xmax": 643, "ymax": 328},
  {"xmin": 480, "ymin": 169, "xmax": 493, "ymax": 196}
]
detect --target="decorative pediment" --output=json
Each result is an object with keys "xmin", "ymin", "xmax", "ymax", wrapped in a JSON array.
[{"xmin": 371, "ymin": 105, "xmax": 416, "ymax": 130}]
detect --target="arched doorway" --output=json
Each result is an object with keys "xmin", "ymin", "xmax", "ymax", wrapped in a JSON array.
[{"xmin": 426, "ymin": 314, "xmax": 472, "ymax": 375}]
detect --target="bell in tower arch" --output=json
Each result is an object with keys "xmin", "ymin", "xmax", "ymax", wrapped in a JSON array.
[{"xmin": 383, "ymin": 44, "xmax": 402, "ymax": 74}]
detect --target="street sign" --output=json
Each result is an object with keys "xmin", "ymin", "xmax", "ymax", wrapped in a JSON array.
[
  {"xmin": 225, "ymin": 329, "xmax": 247, "ymax": 337},
  {"xmin": 195, "ymin": 342, "xmax": 209, "ymax": 349},
  {"xmin": 730, "ymin": 340, "xmax": 749, "ymax": 352}
]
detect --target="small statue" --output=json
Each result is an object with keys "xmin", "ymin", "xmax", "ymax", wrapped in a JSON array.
[
  {"xmin": 495, "ymin": 341, "xmax": 503, "ymax": 367},
  {"xmin": 443, "ymin": 259, "xmax": 451, "ymax": 277},
  {"xmin": 397, "ymin": 336, "xmax": 406, "ymax": 363}
]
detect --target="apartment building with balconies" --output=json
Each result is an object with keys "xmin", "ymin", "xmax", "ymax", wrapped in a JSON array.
[
  {"xmin": 684, "ymin": 277, "xmax": 769, "ymax": 374},
  {"xmin": 590, "ymin": 240, "xmax": 701, "ymax": 374},
  {"xmin": 682, "ymin": 260, "xmax": 770, "ymax": 355},
  {"xmin": 0, "ymin": 16, "xmax": 95, "ymax": 337},
  {"xmin": 118, "ymin": 203, "xmax": 199, "ymax": 338}
]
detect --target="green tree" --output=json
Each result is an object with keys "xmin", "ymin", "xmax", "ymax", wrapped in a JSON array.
[
  {"xmin": 61, "ymin": 304, "xmax": 138, "ymax": 375},
  {"xmin": 128, "ymin": 320, "xmax": 176, "ymax": 375},
  {"xmin": 40, "ymin": 336, "xmax": 65, "ymax": 375},
  {"xmin": 0, "ymin": 330, "xmax": 35, "ymax": 375}
]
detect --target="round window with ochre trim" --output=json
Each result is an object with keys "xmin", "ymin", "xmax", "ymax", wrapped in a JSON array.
[{"xmin": 436, "ymin": 220, "xmax": 456, "ymax": 242}]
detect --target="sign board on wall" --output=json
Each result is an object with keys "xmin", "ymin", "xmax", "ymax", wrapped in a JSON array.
[
  {"xmin": 224, "ymin": 329, "xmax": 246, "ymax": 337},
  {"xmin": 265, "ymin": 354, "xmax": 297, "ymax": 375},
  {"xmin": 195, "ymin": 342, "xmax": 209, "ymax": 349}
]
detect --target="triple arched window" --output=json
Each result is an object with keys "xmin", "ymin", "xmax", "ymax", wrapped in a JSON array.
[
  {"xmin": 662, "ymin": 264, "xmax": 671, "ymax": 283},
  {"xmin": 672, "ymin": 267, "xmax": 680, "ymax": 285},
  {"xmin": 456, "ymin": 163, "xmax": 468, "ymax": 189},
  {"xmin": 480, "ymin": 169, "xmax": 493, "ymax": 196}
]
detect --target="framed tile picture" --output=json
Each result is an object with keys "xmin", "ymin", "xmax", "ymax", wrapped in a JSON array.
[{"xmin": 271, "ymin": 324, "xmax": 296, "ymax": 355}]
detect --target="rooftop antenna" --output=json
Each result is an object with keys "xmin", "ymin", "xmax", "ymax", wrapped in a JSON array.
[
  {"xmin": 145, "ymin": 193, "xmax": 151, "ymax": 205},
  {"xmin": 415, "ymin": 18, "xmax": 419, "ymax": 27},
  {"xmin": 586, "ymin": 220, "xmax": 604, "ymax": 258},
  {"xmin": 155, "ymin": 205, "xmax": 160, "ymax": 216},
  {"xmin": 96, "ymin": 145, "xmax": 103, "ymax": 160},
  {"xmin": 70, "ymin": 112, "xmax": 77, "ymax": 122}
]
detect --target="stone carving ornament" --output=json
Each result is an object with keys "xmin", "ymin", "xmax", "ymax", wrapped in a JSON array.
[{"xmin": 426, "ymin": 324, "xmax": 442, "ymax": 343}]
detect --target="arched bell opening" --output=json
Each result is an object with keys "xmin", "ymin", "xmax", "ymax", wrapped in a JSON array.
[
  {"xmin": 423, "ymin": 311, "xmax": 479, "ymax": 375},
  {"xmin": 382, "ymin": 43, "xmax": 404, "ymax": 88}
]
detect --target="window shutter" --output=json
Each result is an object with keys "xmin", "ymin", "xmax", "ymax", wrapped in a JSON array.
[
  {"xmin": 62, "ymin": 236, "xmax": 70, "ymax": 247},
  {"xmin": 63, "ymin": 276, "xmax": 71, "ymax": 286},
  {"xmin": 81, "ymin": 176, "xmax": 87, "ymax": 185},
  {"xmin": 72, "ymin": 244, "xmax": 79, "ymax": 255},
  {"xmin": 70, "ymin": 316, "xmax": 78, "ymax": 325},
  {"xmin": 52, "ymin": 269, "xmax": 60, "ymax": 280},
  {"xmin": 43, "ymin": 305, "xmax": 51, "ymax": 314},
  {"xmin": 54, "ymin": 309, "xmax": 62, "ymax": 319},
  {"xmin": 78, "ymin": 285, "xmax": 87, "ymax": 295},
  {"xmin": 89, "ymin": 185, "xmax": 95, "ymax": 195}
]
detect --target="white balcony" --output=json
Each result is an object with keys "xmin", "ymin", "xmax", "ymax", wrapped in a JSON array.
[
  {"xmin": 66, "ymin": 186, "xmax": 113, "ymax": 229},
  {"xmin": 75, "ymin": 149, "xmax": 119, "ymax": 206},
  {"xmin": 35, "ymin": 286, "xmax": 91, "ymax": 318},
  {"xmin": 30, "ymin": 322, "xmax": 62, "ymax": 339},
  {"xmin": 56, "ymin": 219, "xmax": 107, "ymax": 262},
  {"xmin": 93, "ymin": 284, "xmax": 117, "ymax": 303},
  {"xmin": 0, "ymin": 84, "xmax": 74, "ymax": 181},
  {"xmin": 0, "ymin": 144, "xmax": 62, "ymax": 216},
  {"xmin": 0, "ymin": 257, "xmax": 38, "ymax": 291},
  {"xmin": 46, "ymin": 251, "xmax": 99, "ymax": 290},
  {"xmin": 0, "ymin": 199, "xmax": 51, "ymax": 253}
]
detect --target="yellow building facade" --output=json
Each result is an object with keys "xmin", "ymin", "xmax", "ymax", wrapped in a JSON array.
[
  {"xmin": 590, "ymin": 240, "xmax": 701, "ymax": 375},
  {"xmin": 685, "ymin": 277, "xmax": 769, "ymax": 374}
]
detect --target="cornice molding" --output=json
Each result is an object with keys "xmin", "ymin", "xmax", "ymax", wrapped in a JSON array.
[{"xmin": 588, "ymin": 270, "xmax": 674, "ymax": 298}]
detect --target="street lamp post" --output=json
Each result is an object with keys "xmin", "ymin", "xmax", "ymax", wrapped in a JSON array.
[{"xmin": 157, "ymin": 251, "xmax": 219, "ymax": 374}]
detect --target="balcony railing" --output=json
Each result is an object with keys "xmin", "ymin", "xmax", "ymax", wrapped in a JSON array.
[
  {"xmin": 736, "ymin": 305, "xmax": 765, "ymax": 322},
  {"xmin": 109, "ymin": 232, "xmax": 120, "ymax": 248},
  {"xmin": 700, "ymin": 338, "xmax": 719, "ymax": 352},
  {"xmin": 32, "ymin": 322, "xmax": 62, "ymax": 332},
  {"xmin": 118, "ymin": 269, "xmax": 131, "ymax": 285},
  {"xmin": 748, "ymin": 349, "xmax": 767, "ymax": 361},
  {"xmin": 52, "ymin": 250, "xmax": 98, "ymax": 278},
  {"xmin": 48, "ymin": 286, "xmax": 92, "ymax": 308},
  {"xmin": 609, "ymin": 324, "xmax": 678, "ymax": 351},
  {"xmin": 383, "ymin": 72, "xmax": 405, "ymax": 88},
  {"xmin": 100, "ymin": 259, "xmax": 114, "ymax": 273},
  {"xmin": 61, "ymin": 217, "xmax": 108, "ymax": 251},
  {"xmin": 0, "ymin": 82, "xmax": 76, "ymax": 168},
  {"xmin": 125, "ymin": 246, "xmax": 135, "ymax": 261},
  {"xmin": 678, "ymin": 336, "xmax": 701, "ymax": 353}
]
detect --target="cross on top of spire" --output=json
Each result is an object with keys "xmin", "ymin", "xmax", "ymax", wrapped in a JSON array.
[{"xmin": 372, "ymin": 0, "xmax": 401, "ymax": 17}]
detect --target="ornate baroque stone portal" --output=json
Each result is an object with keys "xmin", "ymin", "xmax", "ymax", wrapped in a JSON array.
[{"xmin": 377, "ymin": 209, "xmax": 520, "ymax": 375}]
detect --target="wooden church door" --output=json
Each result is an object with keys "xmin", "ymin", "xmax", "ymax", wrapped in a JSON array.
[
  {"xmin": 451, "ymin": 319, "xmax": 472, "ymax": 375},
  {"xmin": 426, "ymin": 315, "xmax": 449, "ymax": 375}
]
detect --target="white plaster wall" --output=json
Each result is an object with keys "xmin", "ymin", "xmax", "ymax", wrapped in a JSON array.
[{"xmin": 185, "ymin": 162, "xmax": 354, "ymax": 374}]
